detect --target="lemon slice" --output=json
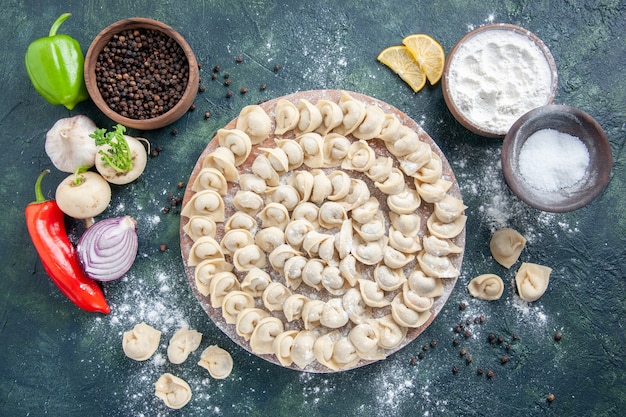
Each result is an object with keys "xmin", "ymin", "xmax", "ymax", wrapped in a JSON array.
[
  {"xmin": 377, "ymin": 46, "xmax": 426, "ymax": 93},
  {"xmin": 402, "ymin": 34, "xmax": 445, "ymax": 85}
]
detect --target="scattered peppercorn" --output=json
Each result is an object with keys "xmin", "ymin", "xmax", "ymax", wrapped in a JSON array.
[
  {"xmin": 454, "ymin": 325, "xmax": 462, "ymax": 333},
  {"xmin": 459, "ymin": 302, "xmax": 467, "ymax": 310},
  {"xmin": 500, "ymin": 355, "xmax": 509, "ymax": 364},
  {"xmin": 260, "ymin": 83, "xmax": 267, "ymax": 90},
  {"xmin": 459, "ymin": 348, "xmax": 467, "ymax": 356},
  {"xmin": 464, "ymin": 330, "xmax": 472, "ymax": 339},
  {"xmin": 236, "ymin": 55, "xmax": 243, "ymax": 63},
  {"xmin": 224, "ymin": 79, "xmax": 231, "ymax": 86},
  {"xmin": 159, "ymin": 244, "xmax": 167, "ymax": 252},
  {"xmin": 162, "ymin": 206, "xmax": 170, "ymax": 213},
  {"xmin": 497, "ymin": 335, "xmax": 504, "ymax": 344},
  {"xmin": 213, "ymin": 65, "xmax": 220, "ymax": 72},
  {"xmin": 224, "ymin": 72, "xmax": 230, "ymax": 79},
  {"xmin": 177, "ymin": 181, "xmax": 185, "ymax": 189},
  {"xmin": 204, "ymin": 111, "xmax": 211, "ymax": 120},
  {"xmin": 479, "ymin": 315, "xmax": 486, "ymax": 323},
  {"xmin": 465, "ymin": 356, "xmax": 473, "ymax": 365},
  {"xmin": 211, "ymin": 73, "xmax": 218, "ymax": 80},
  {"xmin": 430, "ymin": 339, "xmax": 438, "ymax": 348},
  {"xmin": 453, "ymin": 337, "xmax": 460, "ymax": 346},
  {"xmin": 274, "ymin": 64, "xmax": 281, "ymax": 72},
  {"xmin": 547, "ymin": 393, "xmax": 555, "ymax": 403},
  {"xmin": 487, "ymin": 370, "xmax": 494, "ymax": 379},
  {"xmin": 189, "ymin": 103, "xmax": 196, "ymax": 111},
  {"xmin": 477, "ymin": 367, "xmax": 484, "ymax": 375},
  {"xmin": 240, "ymin": 87, "xmax": 248, "ymax": 94},
  {"xmin": 422, "ymin": 344, "xmax": 429, "ymax": 352},
  {"xmin": 417, "ymin": 352, "xmax": 425, "ymax": 360},
  {"xmin": 554, "ymin": 332, "xmax": 562, "ymax": 342},
  {"xmin": 506, "ymin": 344, "xmax": 512, "ymax": 351},
  {"xmin": 452, "ymin": 366, "xmax": 459, "ymax": 375},
  {"xmin": 226, "ymin": 91, "xmax": 233, "ymax": 98},
  {"xmin": 198, "ymin": 84, "xmax": 206, "ymax": 92},
  {"xmin": 171, "ymin": 128, "xmax": 178, "ymax": 136},
  {"xmin": 512, "ymin": 333, "xmax": 519, "ymax": 341},
  {"xmin": 150, "ymin": 149, "xmax": 159, "ymax": 157},
  {"xmin": 410, "ymin": 357, "xmax": 417, "ymax": 366}
]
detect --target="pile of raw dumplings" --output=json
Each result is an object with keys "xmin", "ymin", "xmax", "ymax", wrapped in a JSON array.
[
  {"xmin": 121, "ymin": 322, "xmax": 233, "ymax": 409},
  {"xmin": 182, "ymin": 91, "xmax": 467, "ymax": 371},
  {"xmin": 467, "ymin": 228, "xmax": 552, "ymax": 302}
]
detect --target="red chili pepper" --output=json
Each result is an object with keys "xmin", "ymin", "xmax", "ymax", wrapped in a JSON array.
[{"xmin": 25, "ymin": 170, "xmax": 110, "ymax": 314}]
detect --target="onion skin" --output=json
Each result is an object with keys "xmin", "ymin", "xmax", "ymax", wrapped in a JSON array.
[{"xmin": 77, "ymin": 216, "xmax": 138, "ymax": 281}]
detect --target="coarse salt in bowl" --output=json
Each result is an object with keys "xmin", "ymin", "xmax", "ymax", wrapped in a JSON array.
[
  {"xmin": 442, "ymin": 24, "xmax": 558, "ymax": 138},
  {"xmin": 501, "ymin": 105, "xmax": 612, "ymax": 212}
]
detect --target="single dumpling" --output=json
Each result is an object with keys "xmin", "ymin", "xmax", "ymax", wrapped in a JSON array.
[
  {"xmin": 194, "ymin": 258, "xmax": 233, "ymax": 297},
  {"xmin": 221, "ymin": 290, "xmax": 255, "ymax": 324},
  {"xmin": 297, "ymin": 99, "xmax": 323, "ymax": 133},
  {"xmin": 490, "ymin": 228, "xmax": 527, "ymax": 269},
  {"xmin": 191, "ymin": 167, "xmax": 228, "ymax": 195},
  {"xmin": 352, "ymin": 105, "xmax": 385, "ymax": 140},
  {"xmin": 274, "ymin": 99, "xmax": 299, "ymax": 135},
  {"xmin": 236, "ymin": 105, "xmax": 271, "ymax": 144},
  {"xmin": 216, "ymin": 128, "xmax": 252, "ymax": 166},
  {"xmin": 181, "ymin": 189, "xmax": 225, "ymax": 222},
  {"xmin": 316, "ymin": 99, "xmax": 344, "ymax": 135},
  {"xmin": 122, "ymin": 322, "xmax": 161, "ymax": 361},
  {"xmin": 154, "ymin": 373, "xmax": 192, "ymax": 409},
  {"xmin": 467, "ymin": 274, "xmax": 504, "ymax": 301},
  {"xmin": 198, "ymin": 345, "xmax": 233, "ymax": 379},
  {"xmin": 167, "ymin": 327, "xmax": 203, "ymax": 364},
  {"xmin": 183, "ymin": 215, "xmax": 217, "ymax": 241},
  {"xmin": 515, "ymin": 262, "xmax": 552, "ymax": 302},
  {"xmin": 249, "ymin": 316, "xmax": 284, "ymax": 354}
]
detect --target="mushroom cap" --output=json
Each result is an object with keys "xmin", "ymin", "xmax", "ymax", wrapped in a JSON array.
[{"xmin": 45, "ymin": 115, "xmax": 98, "ymax": 173}]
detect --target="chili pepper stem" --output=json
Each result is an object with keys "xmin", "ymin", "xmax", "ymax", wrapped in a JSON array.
[
  {"xmin": 49, "ymin": 13, "xmax": 72, "ymax": 37},
  {"xmin": 33, "ymin": 169, "xmax": 51, "ymax": 204}
]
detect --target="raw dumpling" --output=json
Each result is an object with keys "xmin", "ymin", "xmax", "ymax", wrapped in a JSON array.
[
  {"xmin": 385, "ymin": 125, "xmax": 421, "ymax": 157},
  {"xmin": 216, "ymin": 128, "xmax": 252, "ymax": 166},
  {"xmin": 323, "ymin": 134, "xmax": 351, "ymax": 168},
  {"xmin": 194, "ymin": 258, "xmax": 234, "ymax": 297},
  {"xmin": 402, "ymin": 281, "xmax": 434, "ymax": 312},
  {"xmin": 320, "ymin": 298, "xmax": 350, "ymax": 328},
  {"xmin": 316, "ymin": 99, "xmax": 343, "ymax": 135},
  {"xmin": 283, "ymin": 294, "xmax": 310, "ymax": 321},
  {"xmin": 236, "ymin": 105, "xmax": 271, "ymax": 144},
  {"xmin": 490, "ymin": 228, "xmax": 527, "ymax": 269},
  {"xmin": 220, "ymin": 229, "xmax": 254, "ymax": 256},
  {"xmin": 352, "ymin": 105, "xmax": 385, "ymax": 140},
  {"xmin": 417, "ymin": 251, "xmax": 460, "ymax": 279},
  {"xmin": 313, "ymin": 330, "xmax": 342, "ymax": 371},
  {"xmin": 202, "ymin": 147, "xmax": 239, "ymax": 181},
  {"xmin": 209, "ymin": 272, "xmax": 241, "ymax": 308},
  {"xmin": 377, "ymin": 113, "xmax": 402, "ymax": 142},
  {"xmin": 297, "ymin": 99, "xmax": 323, "ymax": 133},
  {"xmin": 122, "ymin": 322, "xmax": 161, "ymax": 361},
  {"xmin": 183, "ymin": 215, "xmax": 217, "ymax": 241},
  {"xmin": 187, "ymin": 236, "xmax": 225, "ymax": 266},
  {"xmin": 198, "ymin": 345, "xmax": 233, "ymax": 379},
  {"xmin": 167, "ymin": 327, "xmax": 202, "ymax": 364},
  {"xmin": 301, "ymin": 299, "xmax": 325, "ymax": 330},
  {"xmin": 515, "ymin": 262, "xmax": 552, "ymax": 302},
  {"xmin": 224, "ymin": 211, "xmax": 258, "ymax": 234},
  {"xmin": 236, "ymin": 308, "xmax": 270, "ymax": 341},
  {"xmin": 415, "ymin": 178, "xmax": 452, "ymax": 203},
  {"xmin": 191, "ymin": 167, "xmax": 228, "ymax": 195},
  {"xmin": 426, "ymin": 212, "xmax": 467, "ymax": 240},
  {"xmin": 274, "ymin": 99, "xmax": 299, "ymax": 135},
  {"xmin": 259, "ymin": 146, "xmax": 290, "ymax": 174},
  {"xmin": 291, "ymin": 330, "xmax": 318, "ymax": 369},
  {"xmin": 422, "ymin": 235, "xmax": 463, "ymax": 257},
  {"xmin": 240, "ymin": 267, "xmax": 272, "ymax": 297},
  {"xmin": 375, "ymin": 315, "xmax": 407, "ymax": 350},
  {"xmin": 374, "ymin": 264, "xmax": 406, "ymax": 291},
  {"xmin": 154, "ymin": 373, "xmax": 192, "ymax": 409},
  {"xmin": 283, "ymin": 255, "xmax": 308, "ymax": 290},
  {"xmin": 349, "ymin": 322, "xmax": 385, "ymax": 360},
  {"xmin": 342, "ymin": 287, "xmax": 372, "ymax": 325},
  {"xmin": 232, "ymin": 190, "xmax": 264, "ymax": 216},
  {"xmin": 251, "ymin": 154, "xmax": 280, "ymax": 186},
  {"xmin": 272, "ymin": 330, "xmax": 298, "ymax": 367},
  {"xmin": 258, "ymin": 203, "xmax": 290, "ymax": 230},
  {"xmin": 467, "ymin": 274, "xmax": 504, "ymax": 301},
  {"xmin": 434, "ymin": 194, "xmax": 467, "ymax": 223},
  {"xmin": 341, "ymin": 140, "xmax": 376, "ymax": 173},
  {"xmin": 297, "ymin": 132, "xmax": 325, "ymax": 168},
  {"xmin": 358, "ymin": 279, "xmax": 390, "ymax": 308},
  {"xmin": 249, "ymin": 316, "xmax": 284, "ymax": 354},
  {"xmin": 336, "ymin": 91, "xmax": 366, "ymax": 135},
  {"xmin": 387, "ymin": 187, "xmax": 421, "ymax": 214},
  {"xmin": 265, "ymin": 185, "xmax": 300, "ymax": 211},
  {"xmin": 374, "ymin": 168, "xmax": 406, "ymax": 195},
  {"xmin": 181, "ymin": 189, "xmax": 225, "ymax": 222},
  {"xmin": 391, "ymin": 293, "xmax": 431, "ymax": 328},
  {"xmin": 367, "ymin": 156, "xmax": 393, "ymax": 182},
  {"xmin": 407, "ymin": 270, "xmax": 443, "ymax": 298},
  {"xmin": 262, "ymin": 282, "xmax": 293, "ymax": 312},
  {"xmin": 222, "ymin": 290, "xmax": 255, "ymax": 324},
  {"xmin": 232, "ymin": 244, "xmax": 267, "ymax": 271},
  {"xmin": 255, "ymin": 226, "xmax": 286, "ymax": 254},
  {"xmin": 274, "ymin": 139, "xmax": 304, "ymax": 170}
]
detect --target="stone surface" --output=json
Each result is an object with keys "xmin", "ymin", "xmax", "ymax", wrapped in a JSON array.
[{"xmin": 0, "ymin": 0, "xmax": 624, "ymax": 416}]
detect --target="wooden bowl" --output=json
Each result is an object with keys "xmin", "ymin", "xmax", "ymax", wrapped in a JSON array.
[
  {"xmin": 501, "ymin": 105, "xmax": 612, "ymax": 212},
  {"xmin": 84, "ymin": 18, "xmax": 199, "ymax": 130},
  {"xmin": 442, "ymin": 24, "xmax": 558, "ymax": 138}
]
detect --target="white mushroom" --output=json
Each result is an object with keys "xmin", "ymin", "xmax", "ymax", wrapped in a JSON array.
[{"xmin": 45, "ymin": 115, "xmax": 98, "ymax": 173}]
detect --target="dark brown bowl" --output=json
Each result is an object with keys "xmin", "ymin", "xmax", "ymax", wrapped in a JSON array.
[
  {"xmin": 84, "ymin": 18, "xmax": 199, "ymax": 130},
  {"xmin": 501, "ymin": 105, "xmax": 612, "ymax": 212},
  {"xmin": 442, "ymin": 24, "xmax": 558, "ymax": 138}
]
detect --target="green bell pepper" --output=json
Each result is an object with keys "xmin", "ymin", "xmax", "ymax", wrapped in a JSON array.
[{"xmin": 24, "ymin": 13, "xmax": 89, "ymax": 110}]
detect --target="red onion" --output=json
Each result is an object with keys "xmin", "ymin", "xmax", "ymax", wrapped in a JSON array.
[{"xmin": 77, "ymin": 216, "xmax": 138, "ymax": 281}]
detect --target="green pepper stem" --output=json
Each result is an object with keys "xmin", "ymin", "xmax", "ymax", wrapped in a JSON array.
[
  {"xmin": 49, "ymin": 13, "xmax": 72, "ymax": 37},
  {"xmin": 33, "ymin": 169, "xmax": 51, "ymax": 203}
]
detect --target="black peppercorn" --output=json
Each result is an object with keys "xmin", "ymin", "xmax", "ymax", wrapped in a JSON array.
[
  {"xmin": 430, "ymin": 339, "xmax": 438, "ymax": 348},
  {"xmin": 274, "ymin": 64, "xmax": 281, "ymax": 72},
  {"xmin": 204, "ymin": 111, "xmax": 211, "ymax": 119},
  {"xmin": 236, "ymin": 55, "xmax": 243, "ymax": 63},
  {"xmin": 554, "ymin": 332, "xmax": 562, "ymax": 342},
  {"xmin": 417, "ymin": 352, "xmax": 425, "ymax": 360},
  {"xmin": 159, "ymin": 244, "xmax": 167, "ymax": 252},
  {"xmin": 226, "ymin": 91, "xmax": 233, "ymax": 98},
  {"xmin": 452, "ymin": 366, "xmax": 459, "ymax": 375},
  {"xmin": 477, "ymin": 367, "xmax": 484, "ymax": 375},
  {"xmin": 464, "ymin": 330, "xmax": 471, "ymax": 339},
  {"xmin": 213, "ymin": 65, "xmax": 220, "ymax": 72},
  {"xmin": 500, "ymin": 355, "xmax": 509, "ymax": 364},
  {"xmin": 240, "ymin": 87, "xmax": 248, "ymax": 94},
  {"xmin": 171, "ymin": 128, "xmax": 178, "ymax": 136},
  {"xmin": 459, "ymin": 348, "xmax": 467, "ymax": 356},
  {"xmin": 465, "ymin": 356, "xmax": 472, "ymax": 365},
  {"xmin": 487, "ymin": 370, "xmax": 494, "ymax": 379},
  {"xmin": 459, "ymin": 302, "xmax": 467, "ymax": 310},
  {"xmin": 260, "ymin": 83, "xmax": 267, "ymax": 90},
  {"xmin": 224, "ymin": 79, "xmax": 231, "ymax": 86},
  {"xmin": 410, "ymin": 357, "xmax": 417, "ymax": 366},
  {"xmin": 547, "ymin": 393, "xmax": 555, "ymax": 403}
]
